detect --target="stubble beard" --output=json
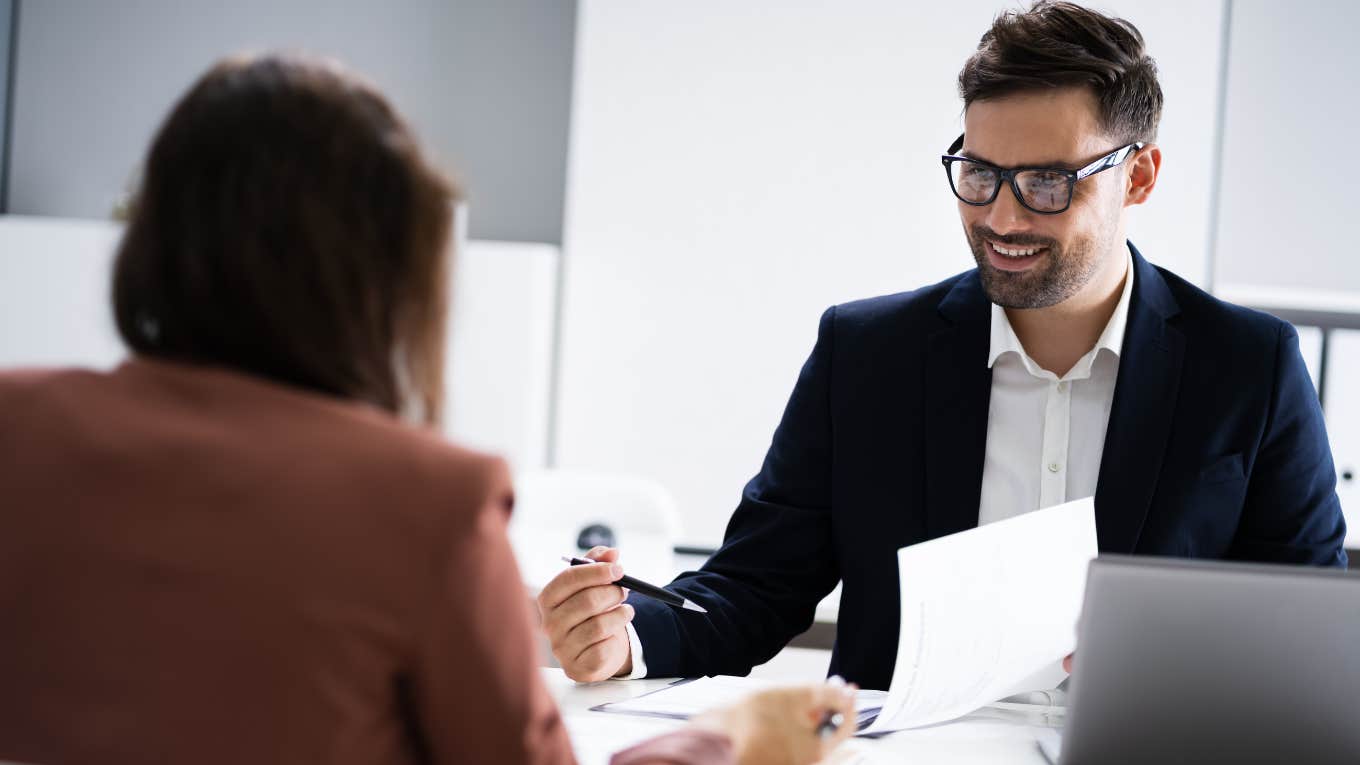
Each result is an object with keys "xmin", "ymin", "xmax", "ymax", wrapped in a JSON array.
[{"xmin": 967, "ymin": 224, "xmax": 1107, "ymax": 309}]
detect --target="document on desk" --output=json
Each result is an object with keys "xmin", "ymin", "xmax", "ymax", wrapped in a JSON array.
[
  {"xmin": 859, "ymin": 496, "xmax": 1096, "ymax": 733},
  {"xmin": 592, "ymin": 675, "xmax": 888, "ymax": 729}
]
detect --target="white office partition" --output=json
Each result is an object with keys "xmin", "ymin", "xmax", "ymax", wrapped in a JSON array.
[
  {"xmin": 0, "ymin": 215, "xmax": 556, "ymax": 472},
  {"xmin": 1213, "ymin": 0, "xmax": 1360, "ymax": 293},
  {"xmin": 557, "ymin": 1, "xmax": 1226, "ymax": 546},
  {"xmin": 0, "ymin": 216, "xmax": 125, "ymax": 369},
  {"xmin": 445, "ymin": 240, "xmax": 559, "ymax": 472}
]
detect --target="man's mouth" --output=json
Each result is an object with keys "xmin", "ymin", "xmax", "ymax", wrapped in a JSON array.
[
  {"xmin": 991, "ymin": 242, "xmax": 1044, "ymax": 258},
  {"xmin": 985, "ymin": 239, "xmax": 1048, "ymax": 272}
]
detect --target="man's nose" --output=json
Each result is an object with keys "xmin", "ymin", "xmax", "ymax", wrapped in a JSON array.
[{"xmin": 983, "ymin": 179, "xmax": 1034, "ymax": 233}]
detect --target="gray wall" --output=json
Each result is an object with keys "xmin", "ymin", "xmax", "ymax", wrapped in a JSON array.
[
  {"xmin": 6, "ymin": 0, "xmax": 575, "ymax": 244},
  {"xmin": 0, "ymin": 0, "xmax": 13, "ymax": 212}
]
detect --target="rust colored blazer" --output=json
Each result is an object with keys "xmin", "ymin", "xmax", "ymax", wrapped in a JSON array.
[{"xmin": 0, "ymin": 359, "xmax": 727, "ymax": 765}]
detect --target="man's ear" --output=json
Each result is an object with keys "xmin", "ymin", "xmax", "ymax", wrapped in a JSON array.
[{"xmin": 1125, "ymin": 144, "xmax": 1161, "ymax": 207}]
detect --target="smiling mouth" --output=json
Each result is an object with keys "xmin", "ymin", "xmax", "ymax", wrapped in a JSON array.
[{"xmin": 990, "ymin": 241, "xmax": 1047, "ymax": 258}]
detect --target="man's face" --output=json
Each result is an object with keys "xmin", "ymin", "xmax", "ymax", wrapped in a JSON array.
[{"xmin": 958, "ymin": 87, "xmax": 1130, "ymax": 309}]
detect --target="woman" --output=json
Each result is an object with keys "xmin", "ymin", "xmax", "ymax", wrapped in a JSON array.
[{"xmin": 0, "ymin": 55, "xmax": 853, "ymax": 764}]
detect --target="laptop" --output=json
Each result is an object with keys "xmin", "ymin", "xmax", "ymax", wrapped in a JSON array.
[{"xmin": 1059, "ymin": 555, "xmax": 1359, "ymax": 765}]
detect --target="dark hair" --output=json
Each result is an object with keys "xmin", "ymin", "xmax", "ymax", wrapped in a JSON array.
[
  {"xmin": 113, "ymin": 54, "xmax": 458, "ymax": 425},
  {"xmin": 958, "ymin": 1, "xmax": 1163, "ymax": 144}
]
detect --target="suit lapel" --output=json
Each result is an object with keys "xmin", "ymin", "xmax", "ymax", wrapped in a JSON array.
[
  {"xmin": 1094, "ymin": 245, "xmax": 1185, "ymax": 553},
  {"xmin": 924, "ymin": 273, "xmax": 993, "ymax": 540}
]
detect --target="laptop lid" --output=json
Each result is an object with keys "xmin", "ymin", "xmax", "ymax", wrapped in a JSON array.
[{"xmin": 1061, "ymin": 555, "xmax": 1359, "ymax": 765}]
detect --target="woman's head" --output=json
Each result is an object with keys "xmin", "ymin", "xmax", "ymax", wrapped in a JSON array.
[{"xmin": 113, "ymin": 53, "xmax": 458, "ymax": 425}]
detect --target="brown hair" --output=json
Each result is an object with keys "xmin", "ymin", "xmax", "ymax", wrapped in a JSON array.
[
  {"xmin": 113, "ymin": 54, "xmax": 458, "ymax": 425},
  {"xmin": 958, "ymin": 1, "xmax": 1163, "ymax": 144}
]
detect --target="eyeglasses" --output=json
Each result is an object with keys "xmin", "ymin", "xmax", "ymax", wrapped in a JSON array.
[{"xmin": 941, "ymin": 134, "xmax": 1144, "ymax": 215}]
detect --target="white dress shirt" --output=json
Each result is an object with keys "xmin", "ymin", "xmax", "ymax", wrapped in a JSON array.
[
  {"xmin": 622, "ymin": 253, "xmax": 1134, "ymax": 678},
  {"xmin": 979, "ymin": 252, "xmax": 1133, "ymax": 524}
]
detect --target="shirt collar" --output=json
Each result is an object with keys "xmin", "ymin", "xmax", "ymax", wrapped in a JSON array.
[{"xmin": 987, "ymin": 250, "xmax": 1135, "ymax": 373}]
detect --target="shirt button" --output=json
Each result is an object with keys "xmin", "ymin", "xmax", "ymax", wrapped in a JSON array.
[
  {"xmin": 1048, "ymin": 462, "xmax": 1061, "ymax": 473},
  {"xmin": 1057, "ymin": 381, "xmax": 1068, "ymax": 393}
]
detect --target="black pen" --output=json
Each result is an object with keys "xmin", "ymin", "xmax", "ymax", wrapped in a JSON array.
[
  {"xmin": 817, "ymin": 675, "xmax": 852, "ymax": 739},
  {"xmin": 561, "ymin": 556, "xmax": 708, "ymax": 613},
  {"xmin": 816, "ymin": 711, "xmax": 846, "ymax": 739}
]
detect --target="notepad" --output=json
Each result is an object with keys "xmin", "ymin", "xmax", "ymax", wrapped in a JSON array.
[{"xmin": 593, "ymin": 675, "xmax": 887, "ymax": 729}]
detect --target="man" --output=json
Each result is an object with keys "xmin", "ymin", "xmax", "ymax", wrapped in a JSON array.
[{"xmin": 538, "ymin": 1, "xmax": 1347, "ymax": 691}]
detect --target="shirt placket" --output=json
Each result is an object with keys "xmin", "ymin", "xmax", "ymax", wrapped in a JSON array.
[{"xmin": 1040, "ymin": 379, "xmax": 1072, "ymax": 508}]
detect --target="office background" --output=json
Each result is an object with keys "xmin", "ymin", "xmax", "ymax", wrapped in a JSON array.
[{"xmin": 1, "ymin": 0, "xmax": 1357, "ymax": 553}]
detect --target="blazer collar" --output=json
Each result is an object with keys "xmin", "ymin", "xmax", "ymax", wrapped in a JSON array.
[
  {"xmin": 1126, "ymin": 241, "xmax": 1181, "ymax": 322},
  {"xmin": 1093, "ymin": 242, "xmax": 1185, "ymax": 552},
  {"xmin": 922, "ymin": 270, "xmax": 991, "ymax": 541}
]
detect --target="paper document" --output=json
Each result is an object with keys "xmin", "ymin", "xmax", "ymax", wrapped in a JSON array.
[
  {"xmin": 859, "ymin": 497, "xmax": 1096, "ymax": 733},
  {"xmin": 593, "ymin": 675, "xmax": 887, "ymax": 729}
]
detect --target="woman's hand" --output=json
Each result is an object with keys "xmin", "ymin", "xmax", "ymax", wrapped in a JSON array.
[{"xmin": 691, "ymin": 682, "xmax": 858, "ymax": 765}]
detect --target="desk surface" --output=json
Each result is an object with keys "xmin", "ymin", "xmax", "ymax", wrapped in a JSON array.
[{"xmin": 545, "ymin": 648, "xmax": 1057, "ymax": 765}]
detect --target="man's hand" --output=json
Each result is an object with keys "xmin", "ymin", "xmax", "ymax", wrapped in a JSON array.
[{"xmin": 536, "ymin": 546, "xmax": 635, "ymax": 682}]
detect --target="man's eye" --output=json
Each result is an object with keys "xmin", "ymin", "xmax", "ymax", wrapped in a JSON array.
[{"xmin": 1026, "ymin": 171, "xmax": 1067, "ymax": 189}]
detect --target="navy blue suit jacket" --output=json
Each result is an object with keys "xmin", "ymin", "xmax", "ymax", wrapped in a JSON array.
[{"xmin": 629, "ymin": 244, "xmax": 1347, "ymax": 690}]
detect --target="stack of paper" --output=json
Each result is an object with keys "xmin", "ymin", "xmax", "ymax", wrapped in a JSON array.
[{"xmin": 861, "ymin": 496, "xmax": 1096, "ymax": 733}]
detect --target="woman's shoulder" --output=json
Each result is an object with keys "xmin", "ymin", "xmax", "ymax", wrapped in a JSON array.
[{"xmin": 1, "ymin": 358, "xmax": 514, "ymax": 523}]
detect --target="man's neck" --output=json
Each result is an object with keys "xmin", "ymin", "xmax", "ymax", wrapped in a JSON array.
[{"xmin": 1005, "ymin": 250, "xmax": 1128, "ymax": 378}]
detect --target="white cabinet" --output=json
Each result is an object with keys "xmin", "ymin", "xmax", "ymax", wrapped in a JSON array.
[{"xmin": 1323, "ymin": 330, "xmax": 1360, "ymax": 548}]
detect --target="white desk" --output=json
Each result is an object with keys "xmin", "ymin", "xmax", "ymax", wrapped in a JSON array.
[{"xmin": 546, "ymin": 648, "xmax": 1057, "ymax": 765}]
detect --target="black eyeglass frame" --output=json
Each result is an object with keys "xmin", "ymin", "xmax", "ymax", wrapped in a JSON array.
[{"xmin": 940, "ymin": 133, "xmax": 1145, "ymax": 215}]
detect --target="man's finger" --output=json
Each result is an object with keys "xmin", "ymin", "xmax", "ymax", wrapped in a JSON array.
[
  {"xmin": 585, "ymin": 546, "xmax": 619, "ymax": 563},
  {"xmin": 573, "ymin": 631, "xmax": 626, "ymax": 679},
  {"xmin": 547, "ymin": 584, "xmax": 627, "ymax": 642},
  {"xmin": 538, "ymin": 561, "xmax": 625, "ymax": 610},
  {"xmin": 564, "ymin": 603, "xmax": 635, "ymax": 654}
]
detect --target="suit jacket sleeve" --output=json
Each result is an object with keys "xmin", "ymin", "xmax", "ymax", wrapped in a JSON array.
[
  {"xmin": 411, "ymin": 457, "xmax": 577, "ymax": 765},
  {"xmin": 629, "ymin": 307, "xmax": 843, "ymax": 678},
  {"xmin": 1229, "ymin": 323, "xmax": 1348, "ymax": 566}
]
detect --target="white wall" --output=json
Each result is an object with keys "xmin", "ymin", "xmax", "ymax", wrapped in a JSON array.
[
  {"xmin": 1214, "ymin": 0, "xmax": 1360, "ymax": 292},
  {"xmin": 6, "ymin": 0, "xmax": 576, "ymax": 244},
  {"xmin": 556, "ymin": 0, "xmax": 1226, "ymax": 546}
]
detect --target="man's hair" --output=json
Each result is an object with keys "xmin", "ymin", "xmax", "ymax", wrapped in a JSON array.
[
  {"xmin": 113, "ymin": 54, "xmax": 458, "ymax": 425},
  {"xmin": 958, "ymin": 1, "xmax": 1163, "ymax": 144}
]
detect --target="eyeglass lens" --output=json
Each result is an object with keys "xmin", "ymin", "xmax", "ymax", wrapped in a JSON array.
[{"xmin": 948, "ymin": 160, "xmax": 1071, "ymax": 213}]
